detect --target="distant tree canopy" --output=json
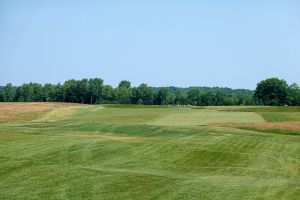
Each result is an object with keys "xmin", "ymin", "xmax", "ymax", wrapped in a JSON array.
[
  {"xmin": 118, "ymin": 80, "xmax": 131, "ymax": 89},
  {"xmin": 1, "ymin": 77, "xmax": 299, "ymax": 106}
]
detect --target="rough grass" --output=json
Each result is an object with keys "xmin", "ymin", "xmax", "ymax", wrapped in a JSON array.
[
  {"xmin": 0, "ymin": 102, "xmax": 84, "ymax": 122},
  {"xmin": 212, "ymin": 122, "xmax": 300, "ymax": 135},
  {"xmin": 0, "ymin": 103, "xmax": 299, "ymax": 199}
]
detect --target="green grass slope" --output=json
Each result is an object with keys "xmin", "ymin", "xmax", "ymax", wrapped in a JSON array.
[{"xmin": 0, "ymin": 104, "xmax": 299, "ymax": 199}]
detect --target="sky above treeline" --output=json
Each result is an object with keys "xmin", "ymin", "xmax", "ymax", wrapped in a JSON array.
[{"xmin": 0, "ymin": 0, "xmax": 299, "ymax": 89}]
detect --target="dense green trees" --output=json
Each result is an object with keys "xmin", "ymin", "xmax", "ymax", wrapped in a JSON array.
[
  {"xmin": 187, "ymin": 88, "xmax": 201, "ymax": 105},
  {"xmin": 118, "ymin": 80, "xmax": 131, "ymax": 89},
  {"xmin": 174, "ymin": 90, "xmax": 186, "ymax": 105},
  {"xmin": 116, "ymin": 81, "xmax": 132, "ymax": 104},
  {"xmin": 135, "ymin": 84, "xmax": 155, "ymax": 105},
  {"xmin": 287, "ymin": 83, "xmax": 300, "ymax": 106},
  {"xmin": 4, "ymin": 83, "xmax": 14, "ymax": 102},
  {"xmin": 254, "ymin": 78, "xmax": 300, "ymax": 106},
  {"xmin": 156, "ymin": 88, "xmax": 173, "ymax": 105},
  {"xmin": 88, "ymin": 78, "xmax": 104, "ymax": 104},
  {"xmin": 1, "ymin": 77, "xmax": 299, "ymax": 105},
  {"xmin": 254, "ymin": 78, "xmax": 289, "ymax": 105},
  {"xmin": 201, "ymin": 91, "xmax": 214, "ymax": 106}
]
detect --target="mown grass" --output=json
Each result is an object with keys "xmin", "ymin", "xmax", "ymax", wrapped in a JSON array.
[
  {"xmin": 222, "ymin": 106, "xmax": 300, "ymax": 112},
  {"xmin": 220, "ymin": 105, "xmax": 300, "ymax": 122},
  {"xmin": 0, "ymin": 103, "xmax": 299, "ymax": 199},
  {"xmin": 236, "ymin": 126, "xmax": 300, "ymax": 136},
  {"xmin": 258, "ymin": 112, "xmax": 300, "ymax": 122}
]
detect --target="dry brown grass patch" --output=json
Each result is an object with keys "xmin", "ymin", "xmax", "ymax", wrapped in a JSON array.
[
  {"xmin": 211, "ymin": 121, "xmax": 300, "ymax": 131},
  {"xmin": 0, "ymin": 102, "xmax": 84, "ymax": 123}
]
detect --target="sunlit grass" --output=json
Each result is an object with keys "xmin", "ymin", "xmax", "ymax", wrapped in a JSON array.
[{"xmin": 0, "ymin": 103, "xmax": 299, "ymax": 199}]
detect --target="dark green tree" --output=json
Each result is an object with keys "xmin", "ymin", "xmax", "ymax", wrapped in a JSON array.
[
  {"xmin": 55, "ymin": 83, "xmax": 65, "ymax": 102},
  {"xmin": 174, "ymin": 90, "xmax": 186, "ymax": 105},
  {"xmin": 131, "ymin": 87, "xmax": 139, "ymax": 104},
  {"xmin": 0, "ymin": 87, "xmax": 4, "ymax": 102},
  {"xmin": 118, "ymin": 80, "xmax": 131, "ymax": 89},
  {"xmin": 63, "ymin": 79, "xmax": 78, "ymax": 103},
  {"xmin": 201, "ymin": 91, "xmax": 214, "ymax": 106},
  {"xmin": 4, "ymin": 83, "xmax": 14, "ymax": 102},
  {"xmin": 115, "ymin": 80, "xmax": 132, "ymax": 104},
  {"xmin": 31, "ymin": 83, "xmax": 43, "ymax": 102},
  {"xmin": 102, "ymin": 85, "xmax": 115, "ymax": 102},
  {"xmin": 116, "ymin": 87, "xmax": 131, "ymax": 104},
  {"xmin": 254, "ymin": 78, "xmax": 288, "ymax": 105},
  {"xmin": 42, "ymin": 83, "xmax": 56, "ymax": 102},
  {"xmin": 287, "ymin": 83, "xmax": 300, "ymax": 106},
  {"xmin": 214, "ymin": 90, "xmax": 227, "ymax": 105},
  {"xmin": 88, "ymin": 78, "xmax": 103, "ymax": 104},
  {"xmin": 77, "ymin": 79, "xmax": 89, "ymax": 103},
  {"xmin": 19, "ymin": 83, "xmax": 34, "ymax": 102},
  {"xmin": 187, "ymin": 88, "xmax": 201, "ymax": 105},
  {"xmin": 14, "ymin": 86, "xmax": 23, "ymax": 102},
  {"xmin": 156, "ymin": 88, "xmax": 172, "ymax": 105},
  {"xmin": 137, "ymin": 83, "xmax": 154, "ymax": 105}
]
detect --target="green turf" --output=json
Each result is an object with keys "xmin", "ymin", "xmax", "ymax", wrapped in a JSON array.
[
  {"xmin": 221, "ymin": 106, "xmax": 300, "ymax": 112},
  {"xmin": 258, "ymin": 112, "xmax": 300, "ymax": 122},
  {"xmin": 0, "ymin": 104, "xmax": 299, "ymax": 199},
  {"xmin": 220, "ymin": 106, "xmax": 300, "ymax": 122}
]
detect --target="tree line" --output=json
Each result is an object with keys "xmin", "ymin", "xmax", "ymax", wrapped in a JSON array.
[{"xmin": 0, "ymin": 77, "xmax": 299, "ymax": 106}]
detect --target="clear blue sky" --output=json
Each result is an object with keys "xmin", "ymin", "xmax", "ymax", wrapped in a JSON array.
[{"xmin": 0, "ymin": 0, "xmax": 299, "ymax": 89}]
